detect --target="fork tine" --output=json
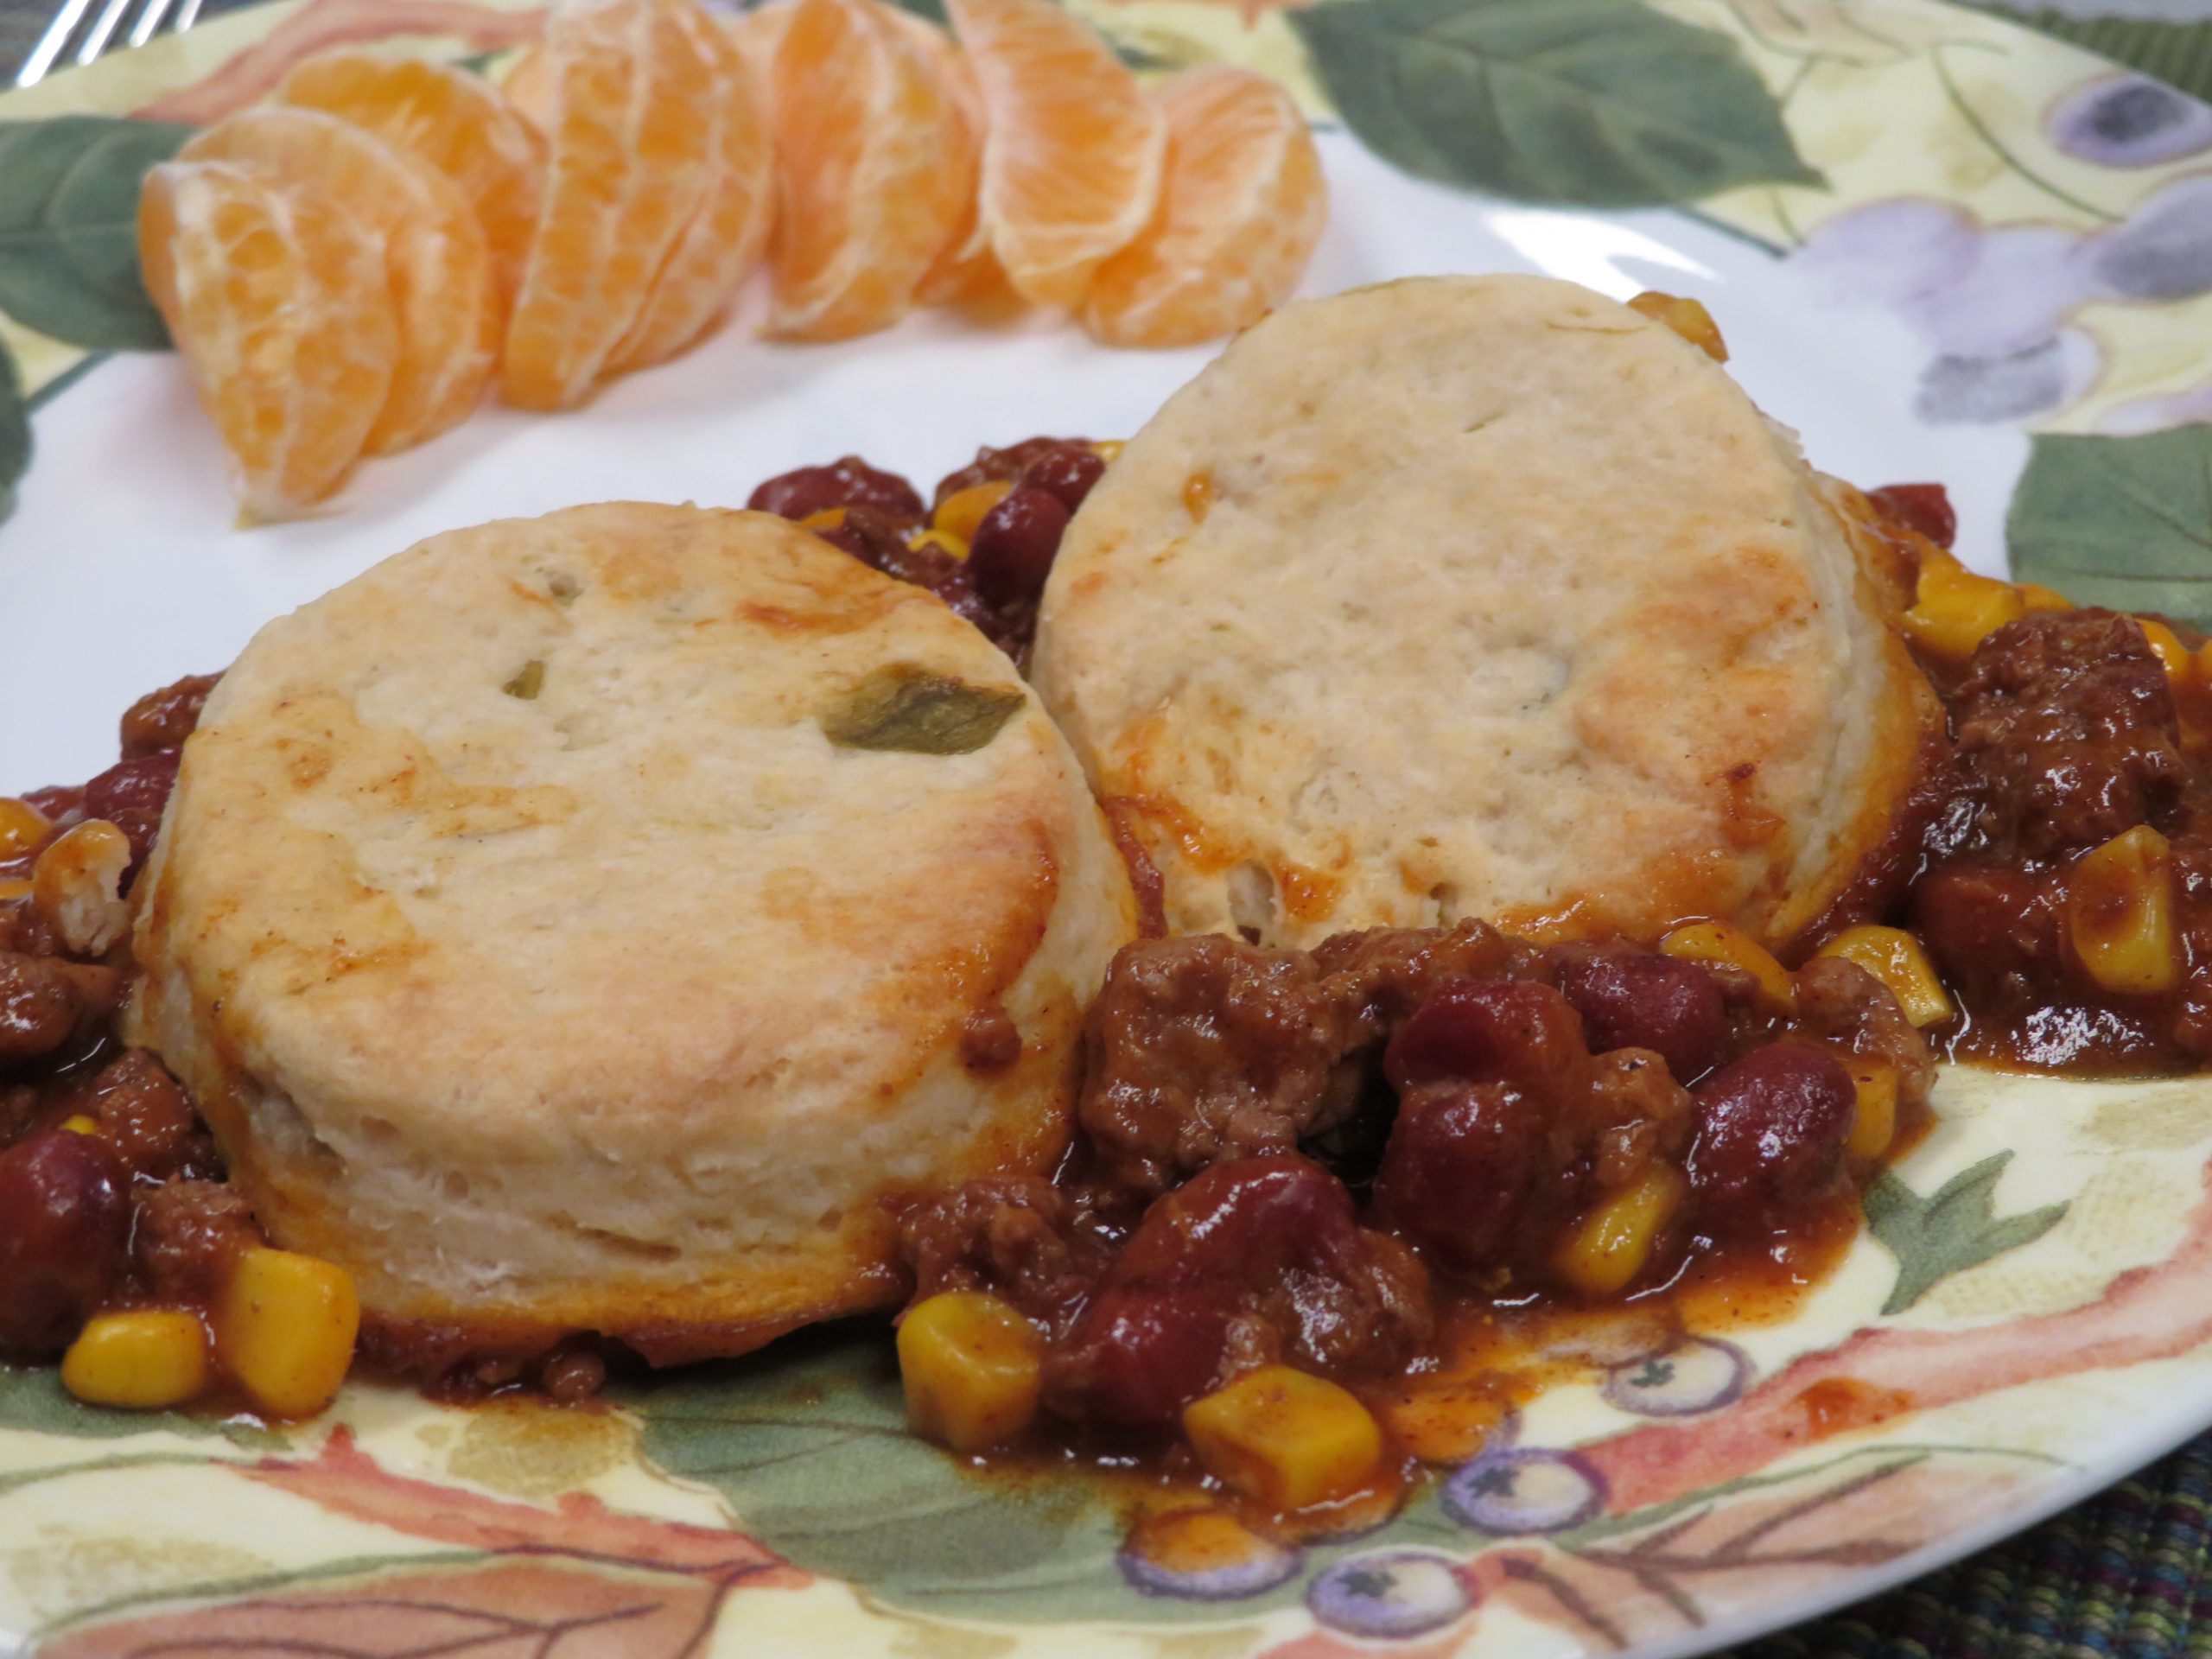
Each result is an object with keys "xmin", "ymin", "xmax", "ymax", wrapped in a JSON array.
[
  {"xmin": 16, "ymin": 0, "xmax": 100, "ymax": 85},
  {"xmin": 126, "ymin": 0, "xmax": 180, "ymax": 50},
  {"xmin": 73, "ymin": 0, "xmax": 141, "ymax": 67},
  {"xmin": 172, "ymin": 0, "xmax": 205, "ymax": 33}
]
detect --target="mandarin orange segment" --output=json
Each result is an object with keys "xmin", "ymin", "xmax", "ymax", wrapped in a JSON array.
[
  {"xmin": 724, "ymin": 0, "xmax": 793, "ymax": 83},
  {"xmin": 764, "ymin": 0, "xmax": 969, "ymax": 340},
  {"xmin": 502, "ymin": 0, "xmax": 721, "ymax": 410},
  {"xmin": 139, "ymin": 160, "xmax": 397, "ymax": 518},
  {"xmin": 607, "ymin": 3, "xmax": 772, "ymax": 371},
  {"xmin": 1083, "ymin": 67, "xmax": 1325, "ymax": 347},
  {"xmin": 278, "ymin": 49, "xmax": 547, "ymax": 306},
  {"xmin": 183, "ymin": 106, "xmax": 498, "ymax": 454},
  {"xmin": 945, "ymin": 0, "xmax": 1161, "ymax": 309},
  {"xmin": 499, "ymin": 43, "xmax": 555, "ymax": 126},
  {"xmin": 885, "ymin": 7, "xmax": 998, "ymax": 305}
]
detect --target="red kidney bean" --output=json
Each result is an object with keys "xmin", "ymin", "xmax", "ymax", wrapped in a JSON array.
[
  {"xmin": 1372, "ymin": 1084, "xmax": 1539, "ymax": 1274},
  {"xmin": 0, "ymin": 1130, "xmax": 130, "ymax": 1357},
  {"xmin": 1019, "ymin": 444, "xmax": 1106, "ymax": 513},
  {"xmin": 1384, "ymin": 980, "xmax": 1586, "ymax": 1093},
  {"xmin": 1866, "ymin": 482, "xmax": 1956, "ymax": 550},
  {"xmin": 969, "ymin": 487, "xmax": 1071, "ymax": 606},
  {"xmin": 1114, "ymin": 1154, "xmax": 1361, "ymax": 1287},
  {"xmin": 1688, "ymin": 1041, "xmax": 1855, "ymax": 1221},
  {"xmin": 19, "ymin": 785, "xmax": 83, "ymax": 830},
  {"xmin": 1048, "ymin": 1281, "xmax": 1237, "ymax": 1429},
  {"xmin": 747, "ymin": 457, "xmax": 925, "ymax": 524},
  {"xmin": 1052, "ymin": 1156, "xmax": 1403, "ymax": 1426},
  {"xmin": 933, "ymin": 437, "xmax": 1093, "ymax": 507},
  {"xmin": 82, "ymin": 752, "xmax": 181, "ymax": 868},
  {"xmin": 1554, "ymin": 952, "xmax": 1726, "ymax": 1082}
]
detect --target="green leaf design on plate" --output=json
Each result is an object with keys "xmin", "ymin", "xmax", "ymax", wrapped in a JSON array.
[
  {"xmin": 1958, "ymin": 5, "xmax": 2212, "ymax": 105},
  {"xmin": 1287, "ymin": 0, "xmax": 1821, "ymax": 209},
  {"xmin": 0, "ymin": 116, "xmax": 195, "ymax": 351},
  {"xmin": 822, "ymin": 666, "xmax": 1027, "ymax": 755},
  {"xmin": 2007, "ymin": 428, "xmax": 2212, "ymax": 627},
  {"xmin": 1866, "ymin": 1152, "xmax": 2068, "ymax": 1317},
  {"xmin": 631, "ymin": 1330, "xmax": 1463, "ymax": 1621},
  {"xmin": 0, "ymin": 1363, "xmax": 284, "ymax": 1447},
  {"xmin": 629, "ymin": 1329, "xmax": 1159, "ymax": 1622},
  {"xmin": 0, "ymin": 341, "xmax": 27, "ymax": 524}
]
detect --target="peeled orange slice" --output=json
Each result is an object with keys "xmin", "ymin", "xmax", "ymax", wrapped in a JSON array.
[
  {"xmin": 724, "ymin": 0, "xmax": 793, "ymax": 83},
  {"xmin": 606, "ymin": 3, "xmax": 772, "ymax": 372},
  {"xmin": 183, "ymin": 106, "xmax": 498, "ymax": 454},
  {"xmin": 499, "ymin": 42, "xmax": 555, "ymax": 126},
  {"xmin": 139, "ymin": 160, "xmax": 397, "ymax": 518},
  {"xmin": 883, "ymin": 7, "xmax": 997, "ymax": 305},
  {"xmin": 1083, "ymin": 67, "xmax": 1325, "ymax": 347},
  {"xmin": 764, "ymin": 0, "xmax": 969, "ymax": 340},
  {"xmin": 945, "ymin": 0, "xmax": 1161, "ymax": 308},
  {"xmin": 278, "ymin": 49, "xmax": 546, "ymax": 306},
  {"xmin": 502, "ymin": 0, "xmax": 721, "ymax": 410}
]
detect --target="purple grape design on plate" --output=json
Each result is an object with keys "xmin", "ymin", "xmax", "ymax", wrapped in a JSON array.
[
  {"xmin": 2048, "ymin": 75, "xmax": 2212, "ymax": 168},
  {"xmin": 1601, "ymin": 1337, "xmax": 1752, "ymax": 1417},
  {"xmin": 1307, "ymin": 1548, "xmax": 1475, "ymax": 1639},
  {"xmin": 1442, "ymin": 1447, "xmax": 1608, "ymax": 1535},
  {"xmin": 2078, "ymin": 175, "xmax": 2212, "ymax": 304},
  {"xmin": 1116, "ymin": 1523, "xmax": 1302, "ymax": 1600}
]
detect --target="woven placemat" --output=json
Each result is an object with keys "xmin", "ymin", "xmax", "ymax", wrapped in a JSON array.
[{"xmin": 1737, "ymin": 1433, "xmax": 2212, "ymax": 1659}]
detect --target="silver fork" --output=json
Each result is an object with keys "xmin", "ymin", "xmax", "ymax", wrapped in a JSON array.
[{"xmin": 15, "ymin": 0, "xmax": 205, "ymax": 86}]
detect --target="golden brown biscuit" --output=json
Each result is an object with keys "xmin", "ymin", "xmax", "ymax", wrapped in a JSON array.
[
  {"xmin": 130, "ymin": 504, "xmax": 1137, "ymax": 1360},
  {"xmin": 1032, "ymin": 274, "xmax": 1936, "ymax": 950}
]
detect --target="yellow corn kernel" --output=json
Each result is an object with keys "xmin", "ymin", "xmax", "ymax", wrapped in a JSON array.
[
  {"xmin": 1845, "ymin": 1058, "xmax": 1898, "ymax": 1162},
  {"xmin": 60, "ymin": 1115, "xmax": 100, "ymax": 1136},
  {"xmin": 213, "ymin": 1248, "xmax": 360, "ymax": 1420},
  {"xmin": 1814, "ymin": 925, "xmax": 1955, "ymax": 1028},
  {"xmin": 1627, "ymin": 290, "xmax": 1728, "ymax": 361},
  {"xmin": 61, "ymin": 1310, "xmax": 210, "ymax": 1409},
  {"xmin": 1659, "ymin": 920, "xmax": 1796, "ymax": 1011},
  {"xmin": 0, "ymin": 797, "xmax": 50, "ymax": 861},
  {"xmin": 798, "ymin": 506, "xmax": 848, "ymax": 532},
  {"xmin": 1554, "ymin": 1165, "xmax": 1687, "ymax": 1298},
  {"xmin": 1899, "ymin": 556, "xmax": 2024, "ymax": 664},
  {"xmin": 2067, "ymin": 824, "xmax": 2181, "ymax": 996},
  {"xmin": 2018, "ymin": 583, "xmax": 2072, "ymax": 613},
  {"xmin": 1090, "ymin": 440, "xmax": 1125, "ymax": 464},
  {"xmin": 932, "ymin": 480, "xmax": 1014, "ymax": 545},
  {"xmin": 898, "ymin": 1290, "xmax": 1043, "ymax": 1454},
  {"xmin": 1183, "ymin": 1365, "xmax": 1383, "ymax": 1511},
  {"xmin": 908, "ymin": 527, "xmax": 971, "ymax": 562}
]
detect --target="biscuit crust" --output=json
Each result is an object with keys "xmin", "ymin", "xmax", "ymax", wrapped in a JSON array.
[
  {"xmin": 130, "ymin": 504, "xmax": 1137, "ymax": 1357},
  {"xmin": 1033, "ymin": 275, "xmax": 1936, "ymax": 950}
]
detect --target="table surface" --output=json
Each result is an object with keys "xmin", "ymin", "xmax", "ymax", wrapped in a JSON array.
[{"xmin": 1, "ymin": 0, "xmax": 2208, "ymax": 1652}]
